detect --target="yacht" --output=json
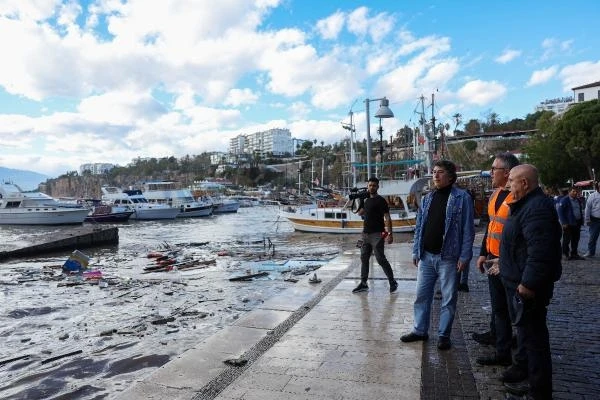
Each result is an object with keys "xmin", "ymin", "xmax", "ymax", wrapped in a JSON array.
[
  {"xmin": 0, "ymin": 182, "xmax": 89, "ymax": 225},
  {"xmin": 101, "ymin": 187, "xmax": 180, "ymax": 220},
  {"xmin": 142, "ymin": 181, "xmax": 213, "ymax": 218}
]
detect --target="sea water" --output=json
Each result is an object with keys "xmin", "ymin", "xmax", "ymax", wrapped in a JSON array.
[{"xmin": 0, "ymin": 207, "xmax": 375, "ymax": 399}]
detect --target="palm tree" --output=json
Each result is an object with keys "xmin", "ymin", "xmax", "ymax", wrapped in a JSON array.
[{"xmin": 452, "ymin": 113, "xmax": 462, "ymax": 134}]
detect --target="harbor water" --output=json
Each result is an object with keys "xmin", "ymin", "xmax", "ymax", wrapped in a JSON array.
[{"xmin": 0, "ymin": 207, "xmax": 413, "ymax": 399}]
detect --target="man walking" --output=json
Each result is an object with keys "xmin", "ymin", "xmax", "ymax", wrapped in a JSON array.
[
  {"xmin": 584, "ymin": 182, "xmax": 600, "ymax": 258},
  {"xmin": 400, "ymin": 160, "xmax": 474, "ymax": 350},
  {"xmin": 352, "ymin": 177, "xmax": 397, "ymax": 293},
  {"xmin": 557, "ymin": 187, "xmax": 585, "ymax": 260},
  {"xmin": 501, "ymin": 164, "xmax": 562, "ymax": 400}
]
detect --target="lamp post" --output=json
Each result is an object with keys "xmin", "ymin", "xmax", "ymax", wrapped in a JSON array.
[
  {"xmin": 365, "ymin": 97, "xmax": 394, "ymax": 178},
  {"xmin": 341, "ymin": 111, "xmax": 357, "ymax": 187}
]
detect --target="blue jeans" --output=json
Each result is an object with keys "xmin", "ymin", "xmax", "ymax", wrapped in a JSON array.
[
  {"xmin": 412, "ymin": 251, "xmax": 459, "ymax": 338},
  {"xmin": 587, "ymin": 219, "xmax": 600, "ymax": 256}
]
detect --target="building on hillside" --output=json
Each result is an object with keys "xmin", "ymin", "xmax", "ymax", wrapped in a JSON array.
[
  {"xmin": 535, "ymin": 97, "xmax": 573, "ymax": 114},
  {"xmin": 229, "ymin": 128, "xmax": 292, "ymax": 157},
  {"xmin": 572, "ymin": 81, "xmax": 600, "ymax": 103},
  {"xmin": 79, "ymin": 163, "xmax": 114, "ymax": 175}
]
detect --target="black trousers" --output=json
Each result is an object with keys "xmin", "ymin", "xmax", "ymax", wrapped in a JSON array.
[
  {"xmin": 360, "ymin": 232, "xmax": 394, "ymax": 284},
  {"xmin": 504, "ymin": 281, "xmax": 553, "ymax": 400},
  {"xmin": 562, "ymin": 223, "xmax": 581, "ymax": 256}
]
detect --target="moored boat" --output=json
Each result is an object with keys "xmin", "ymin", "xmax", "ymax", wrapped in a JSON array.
[
  {"xmin": 84, "ymin": 200, "xmax": 134, "ymax": 223},
  {"xmin": 101, "ymin": 187, "xmax": 180, "ymax": 220},
  {"xmin": 280, "ymin": 177, "xmax": 429, "ymax": 234},
  {"xmin": 0, "ymin": 182, "xmax": 90, "ymax": 225},
  {"xmin": 142, "ymin": 181, "xmax": 213, "ymax": 218}
]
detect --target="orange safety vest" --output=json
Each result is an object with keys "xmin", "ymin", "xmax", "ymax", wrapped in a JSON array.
[{"xmin": 485, "ymin": 189, "xmax": 513, "ymax": 257}]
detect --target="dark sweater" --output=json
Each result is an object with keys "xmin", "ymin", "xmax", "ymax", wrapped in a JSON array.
[{"xmin": 423, "ymin": 185, "xmax": 451, "ymax": 254}]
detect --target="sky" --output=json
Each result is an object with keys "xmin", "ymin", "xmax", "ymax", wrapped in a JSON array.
[{"xmin": 1, "ymin": 0, "xmax": 599, "ymax": 178}]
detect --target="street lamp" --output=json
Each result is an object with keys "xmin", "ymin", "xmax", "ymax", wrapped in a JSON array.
[{"xmin": 365, "ymin": 97, "xmax": 394, "ymax": 178}]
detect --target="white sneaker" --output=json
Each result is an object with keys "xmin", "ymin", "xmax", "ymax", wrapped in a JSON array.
[{"xmin": 583, "ymin": 253, "xmax": 595, "ymax": 258}]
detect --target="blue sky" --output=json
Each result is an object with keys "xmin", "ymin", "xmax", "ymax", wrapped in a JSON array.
[{"xmin": 1, "ymin": 0, "xmax": 599, "ymax": 177}]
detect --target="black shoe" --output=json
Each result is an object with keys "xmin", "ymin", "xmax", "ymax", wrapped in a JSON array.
[
  {"xmin": 352, "ymin": 282, "xmax": 369, "ymax": 293},
  {"xmin": 502, "ymin": 365, "xmax": 528, "ymax": 383},
  {"xmin": 570, "ymin": 254, "xmax": 585, "ymax": 260},
  {"xmin": 390, "ymin": 280, "xmax": 398, "ymax": 293},
  {"xmin": 472, "ymin": 331, "xmax": 496, "ymax": 346},
  {"xmin": 400, "ymin": 332, "xmax": 429, "ymax": 342},
  {"xmin": 458, "ymin": 283, "xmax": 469, "ymax": 292},
  {"xmin": 476, "ymin": 353, "xmax": 512, "ymax": 366},
  {"xmin": 504, "ymin": 380, "xmax": 529, "ymax": 396},
  {"xmin": 437, "ymin": 336, "xmax": 452, "ymax": 350}
]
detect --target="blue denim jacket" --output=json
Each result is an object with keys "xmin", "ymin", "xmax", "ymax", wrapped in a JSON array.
[{"xmin": 412, "ymin": 186, "xmax": 475, "ymax": 263}]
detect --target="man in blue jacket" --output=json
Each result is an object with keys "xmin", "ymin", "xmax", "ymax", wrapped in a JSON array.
[
  {"xmin": 500, "ymin": 164, "xmax": 562, "ymax": 400},
  {"xmin": 557, "ymin": 187, "xmax": 585, "ymax": 260},
  {"xmin": 401, "ymin": 160, "xmax": 475, "ymax": 350}
]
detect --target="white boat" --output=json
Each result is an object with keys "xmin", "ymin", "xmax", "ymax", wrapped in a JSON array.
[
  {"xmin": 0, "ymin": 182, "xmax": 89, "ymax": 225},
  {"xmin": 191, "ymin": 181, "xmax": 240, "ymax": 214},
  {"xmin": 229, "ymin": 195, "xmax": 261, "ymax": 207},
  {"xmin": 142, "ymin": 181, "xmax": 213, "ymax": 218},
  {"xmin": 101, "ymin": 187, "xmax": 180, "ymax": 220},
  {"xmin": 279, "ymin": 177, "xmax": 429, "ymax": 234}
]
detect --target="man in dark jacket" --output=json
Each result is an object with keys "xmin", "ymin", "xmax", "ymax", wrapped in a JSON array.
[
  {"xmin": 499, "ymin": 164, "xmax": 562, "ymax": 400},
  {"xmin": 557, "ymin": 187, "xmax": 585, "ymax": 260}
]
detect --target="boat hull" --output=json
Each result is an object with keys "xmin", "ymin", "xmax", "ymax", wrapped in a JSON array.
[
  {"xmin": 85, "ymin": 211, "xmax": 133, "ymax": 223},
  {"xmin": 280, "ymin": 207, "xmax": 416, "ymax": 234},
  {"xmin": 0, "ymin": 208, "xmax": 90, "ymax": 225},
  {"xmin": 130, "ymin": 207, "xmax": 180, "ymax": 220}
]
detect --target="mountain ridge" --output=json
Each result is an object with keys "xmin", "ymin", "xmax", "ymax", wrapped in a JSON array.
[{"xmin": 0, "ymin": 166, "xmax": 50, "ymax": 191}]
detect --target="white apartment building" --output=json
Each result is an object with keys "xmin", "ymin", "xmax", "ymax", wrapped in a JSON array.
[
  {"xmin": 228, "ymin": 128, "xmax": 292, "ymax": 157},
  {"xmin": 535, "ymin": 97, "xmax": 573, "ymax": 114},
  {"xmin": 79, "ymin": 163, "xmax": 114, "ymax": 175},
  {"xmin": 572, "ymin": 81, "xmax": 600, "ymax": 103}
]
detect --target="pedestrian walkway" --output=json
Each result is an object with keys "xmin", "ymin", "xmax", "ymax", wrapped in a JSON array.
[{"xmin": 114, "ymin": 232, "xmax": 600, "ymax": 400}]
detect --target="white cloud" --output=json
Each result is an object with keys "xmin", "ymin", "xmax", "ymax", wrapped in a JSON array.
[
  {"xmin": 526, "ymin": 66, "xmax": 558, "ymax": 87},
  {"xmin": 541, "ymin": 37, "xmax": 574, "ymax": 61},
  {"xmin": 347, "ymin": 7, "xmax": 394, "ymax": 43},
  {"xmin": 495, "ymin": 49, "xmax": 521, "ymax": 64},
  {"xmin": 224, "ymin": 88, "xmax": 259, "ymax": 107},
  {"xmin": 559, "ymin": 61, "xmax": 600, "ymax": 91},
  {"xmin": 457, "ymin": 80, "xmax": 507, "ymax": 106},
  {"xmin": 316, "ymin": 10, "xmax": 345, "ymax": 40}
]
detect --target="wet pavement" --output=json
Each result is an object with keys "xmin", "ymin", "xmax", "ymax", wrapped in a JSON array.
[{"xmin": 114, "ymin": 227, "xmax": 600, "ymax": 400}]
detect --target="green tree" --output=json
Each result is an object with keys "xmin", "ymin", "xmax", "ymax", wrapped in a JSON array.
[{"xmin": 464, "ymin": 119, "xmax": 482, "ymax": 135}]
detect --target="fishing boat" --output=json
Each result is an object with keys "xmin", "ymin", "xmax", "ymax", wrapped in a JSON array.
[
  {"xmin": 101, "ymin": 187, "xmax": 180, "ymax": 220},
  {"xmin": 279, "ymin": 177, "xmax": 429, "ymax": 234},
  {"xmin": 83, "ymin": 200, "xmax": 134, "ymax": 223},
  {"xmin": 142, "ymin": 181, "xmax": 213, "ymax": 218},
  {"xmin": 0, "ymin": 182, "xmax": 90, "ymax": 225}
]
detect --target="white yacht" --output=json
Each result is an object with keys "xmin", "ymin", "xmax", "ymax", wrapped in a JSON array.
[
  {"xmin": 142, "ymin": 181, "xmax": 213, "ymax": 218},
  {"xmin": 101, "ymin": 187, "xmax": 180, "ymax": 220},
  {"xmin": 0, "ymin": 182, "xmax": 89, "ymax": 225},
  {"xmin": 192, "ymin": 181, "xmax": 240, "ymax": 214}
]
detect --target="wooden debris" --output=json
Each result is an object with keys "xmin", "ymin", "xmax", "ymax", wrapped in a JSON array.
[
  {"xmin": 0, "ymin": 354, "xmax": 31, "ymax": 367},
  {"xmin": 41, "ymin": 349, "xmax": 83, "ymax": 365},
  {"xmin": 229, "ymin": 271, "xmax": 269, "ymax": 281}
]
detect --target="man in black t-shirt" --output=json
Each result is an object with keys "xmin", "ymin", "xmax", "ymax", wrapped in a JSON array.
[{"xmin": 352, "ymin": 177, "xmax": 397, "ymax": 294}]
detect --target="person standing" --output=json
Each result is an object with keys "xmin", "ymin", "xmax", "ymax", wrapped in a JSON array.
[
  {"xmin": 500, "ymin": 164, "xmax": 562, "ymax": 400},
  {"xmin": 352, "ymin": 177, "xmax": 397, "ymax": 293},
  {"xmin": 473, "ymin": 153, "xmax": 526, "ymax": 379},
  {"xmin": 400, "ymin": 160, "xmax": 475, "ymax": 350},
  {"xmin": 557, "ymin": 187, "xmax": 585, "ymax": 260},
  {"xmin": 584, "ymin": 182, "xmax": 600, "ymax": 258}
]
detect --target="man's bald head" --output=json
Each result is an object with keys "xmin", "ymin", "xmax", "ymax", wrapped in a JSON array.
[{"xmin": 508, "ymin": 164, "xmax": 539, "ymax": 201}]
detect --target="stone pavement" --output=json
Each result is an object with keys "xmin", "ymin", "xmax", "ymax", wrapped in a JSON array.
[{"xmin": 114, "ymin": 228, "xmax": 600, "ymax": 400}]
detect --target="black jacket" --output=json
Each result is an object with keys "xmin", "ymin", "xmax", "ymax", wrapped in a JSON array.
[{"xmin": 500, "ymin": 187, "xmax": 562, "ymax": 302}]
